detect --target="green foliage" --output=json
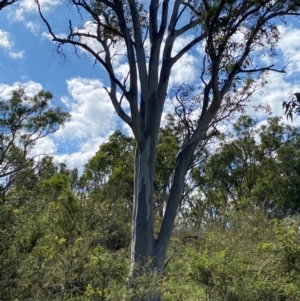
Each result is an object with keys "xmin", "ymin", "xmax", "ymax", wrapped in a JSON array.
[
  {"xmin": 3, "ymin": 115, "xmax": 300, "ymax": 300},
  {"xmin": 191, "ymin": 115, "xmax": 300, "ymax": 219},
  {"xmin": 0, "ymin": 88, "xmax": 70, "ymax": 198},
  {"xmin": 283, "ymin": 93, "xmax": 300, "ymax": 120},
  {"xmin": 0, "ymin": 88, "xmax": 69, "ymax": 301},
  {"xmin": 162, "ymin": 210, "xmax": 300, "ymax": 301},
  {"xmin": 1, "ymin": 163, "xmax": 129, "ymax": 300}
]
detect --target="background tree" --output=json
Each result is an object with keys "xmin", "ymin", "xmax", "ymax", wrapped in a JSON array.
[
  {"xmin": 36, "ymin": 1, "xmax": 300, "ymax": 299},
  {"xmin": 0, "ymin": 88, "xmax": 70, "ymax": 198},
  {"xmin": 0, "ymin": 88, "xmax": 69, "ymax": 300},
  {"xmin": 79, "ymin": 131, "xmax": 135, "ymax": 252},
  {"xmin": 189, "ymin": 115, "xmax": 300, "ymax": 222}
]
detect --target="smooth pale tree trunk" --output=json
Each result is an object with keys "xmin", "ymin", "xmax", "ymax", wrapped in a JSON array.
[
  {"xmin": 128, "ymin": 94, "xmax": 222, "ymax": 301},
  {"xmin": 131, "ymin": 137, "xmax": 155, "ymax": 269},
  {"xmin": 129, "ymin": 134, "xmax": 159, "ymax": 300},
  {"xmin": 129, "ymin": 138, "xmax": 197, "ymax": 301}
]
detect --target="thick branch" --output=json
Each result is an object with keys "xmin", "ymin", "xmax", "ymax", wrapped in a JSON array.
[
  {"xmin": 159, "ymin": 0, "xmax": 169, "ymax": 36},
  {"xmin": 149, "ymin": 0, "xmax": 159, "ymax": 42},
  {"xmin": 113, "ymin": 0, "xmax": 142, "ymax": 139},
  {"xmin": 147, "ymin": 0, "xmax": 170, "ymax": 136},
  {"xmin": 174, "ymin": 17, "xmax": 203, "ymax": 37},
  {"xmin": 167, "ymin": 0, "xmax": 182, "ymax": 33},
  {"xmin": 127, "ymin": 0, "xmax": 148, "ymax": 107},
  {"xmin": 171, "ymin": 32, "xmax": 206, "ymax": 66},
  {"xmin": 202, "ymin": 0, "xmax": 210, "ymax": 11},
  {"xmin": 156, "ymin": 69, "xmax": 222, "ymax": 269},
  {"xmin": 156, "ymin": 0, "xmax": 182, "ymax": 117}
]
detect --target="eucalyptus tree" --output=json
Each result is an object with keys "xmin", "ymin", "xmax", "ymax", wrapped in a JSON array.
[
  {"xmin": 190, "ymin": 116, "xmax": 300, "ymax": 222},
  {"xmin": 0, "ymin": 88, "xmax": 70, "ymax": 198},
  {"xmin": 36, "ymin": 0, "xmax": 300, "ymax": 298},
  {"xmin": 0, "ymin": 89, "xmax": 69, "ymax": 301}
]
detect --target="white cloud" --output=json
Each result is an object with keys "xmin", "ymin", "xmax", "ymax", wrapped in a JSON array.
[
  {"xmin": 229, "ymin": 71, "xmax": 300, "ymax": 130},
  {"xmin": 277, "ymin": 25, "xmax": 300, "ymax": 76},
  {"xmin": 54, "ymin": 136, "xmax": 109, "ymax": 171},
  {"xmin": 0, "ymin": 31, "xmax": 12, "ymax": 49},
  {"xmin": 0, "ymin": 81, "xmax": 57, "ymax": 164},
  {"xmin": 0, "ymin": 79, "xmax": 118, "ymax": 170},
  {"xmin": 41, "ymin": 31, "xmax": 67, "ymax": 41},
  {"xmin": 61, "ymin": 96, "xmax": 72, "ymax": 108},
  {"xmin": 240, "ymin": 24, "xmax": 300, "ymax": 126},
  {"xmin": 49, "ymin": 77, "xmax": 122, "ymax": 169},
  {"xmin": 0, "ymin": 81, "xmax": 43, "ymax": 99},
  {"xmin": 169, "ymin": 51, "xmax": 196, "ymax": 87},
  {"xmin": 0, "ymin": 30, "xmax": 24, "ymax": 58},
  {"xmin": 12, "ymin": 0, "xmax": 60, "ymax": 21},
  {"xmin": 0, "ymin": 79, "xmax": 116, "ymax": 170},
  {"xmin": 9, "ymin": 51, "xmax": 24, "ymax": 58},
  {"xmin": 114, "ymin": 63, "xmax": 130, "ymax": 82},
  {"xmin": 74, "ymin": 20, "xmax": 127, "ymax": 67},
  {"xmin": 29, "ymin": 136, "xmax": 57, "ymax": 158},
  {"xmin": 26, "ymin": 21, "xmax": 40, "ymax": 35},
  {"xmin": 56, "ymin": 77, "xmax": 116, "ymax": 141}
]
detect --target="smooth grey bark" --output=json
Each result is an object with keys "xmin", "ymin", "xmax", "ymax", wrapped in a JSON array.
[
  {"xmin": 36, "ymin": 0, "xmax": 300, "ymax": 299},
  {"xmin": 131, "ymin": 137, "xmax": 155, "ymax": 268}
]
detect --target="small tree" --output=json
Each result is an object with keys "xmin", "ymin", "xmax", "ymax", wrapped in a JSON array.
[
  {"xmin": 36, "ymin": 0, "xmax": 300, "ymax": 299},
  {"xmin": 0, "ymin": 88, "xmax": 69, "ymax": 300},
  {"xmin": 0, "ymin": 88, "xmax": 70, "ymax": 197}
]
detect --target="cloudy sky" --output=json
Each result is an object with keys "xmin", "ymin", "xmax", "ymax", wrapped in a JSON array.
[{"xmin": 0, "ymin": 0, "xmax": 300, "ymax": 170}]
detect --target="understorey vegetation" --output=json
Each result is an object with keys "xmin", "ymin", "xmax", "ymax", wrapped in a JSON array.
[{"xmin": 2, "ymin": 103, "xmax": 300, "ymax": 300}]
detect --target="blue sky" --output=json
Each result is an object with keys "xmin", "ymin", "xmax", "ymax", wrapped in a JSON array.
[{"xmin": 0, "ymin": 0, "xmax": 300, "ymax": 170}]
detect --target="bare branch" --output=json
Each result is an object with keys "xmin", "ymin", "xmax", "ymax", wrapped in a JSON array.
[
  {"xmin": 36, "ymin": 0, "xmax": 135, "ymax": 128},
  {"xmin": 127, "ymin": 0, "xmax": 148, "ymax": 104},
  {"xmin": 239, "ymin": 64, "xmax": 286, "ymax": 74},
  {"xmin": 72, "ymin": 0, "xmax": 124, "ymax": 39},
  {"xmin": 103, "ymin": 86, "xmax": 132, "ymax": 125},
  {"xmin": 167, "ymin": 0, "xmax": 182, "ymax": 33},
  {"xmin": 0, "ymin": 0, "xmax": 17, "ymax": 10},
  {"xmin": 174, "ymin": 17, "xmax": 203, "ymax": 37},
  {"xmin": 149, "ymin": 0, "xmax": 159, "ymax": 42},
  {"xmin": 112, "ymin": 0, "xmax": 141, "ymax": 139},
  {"xmin": 158, "ymin": 0, "xmax": 169, "ymax": 36}
]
